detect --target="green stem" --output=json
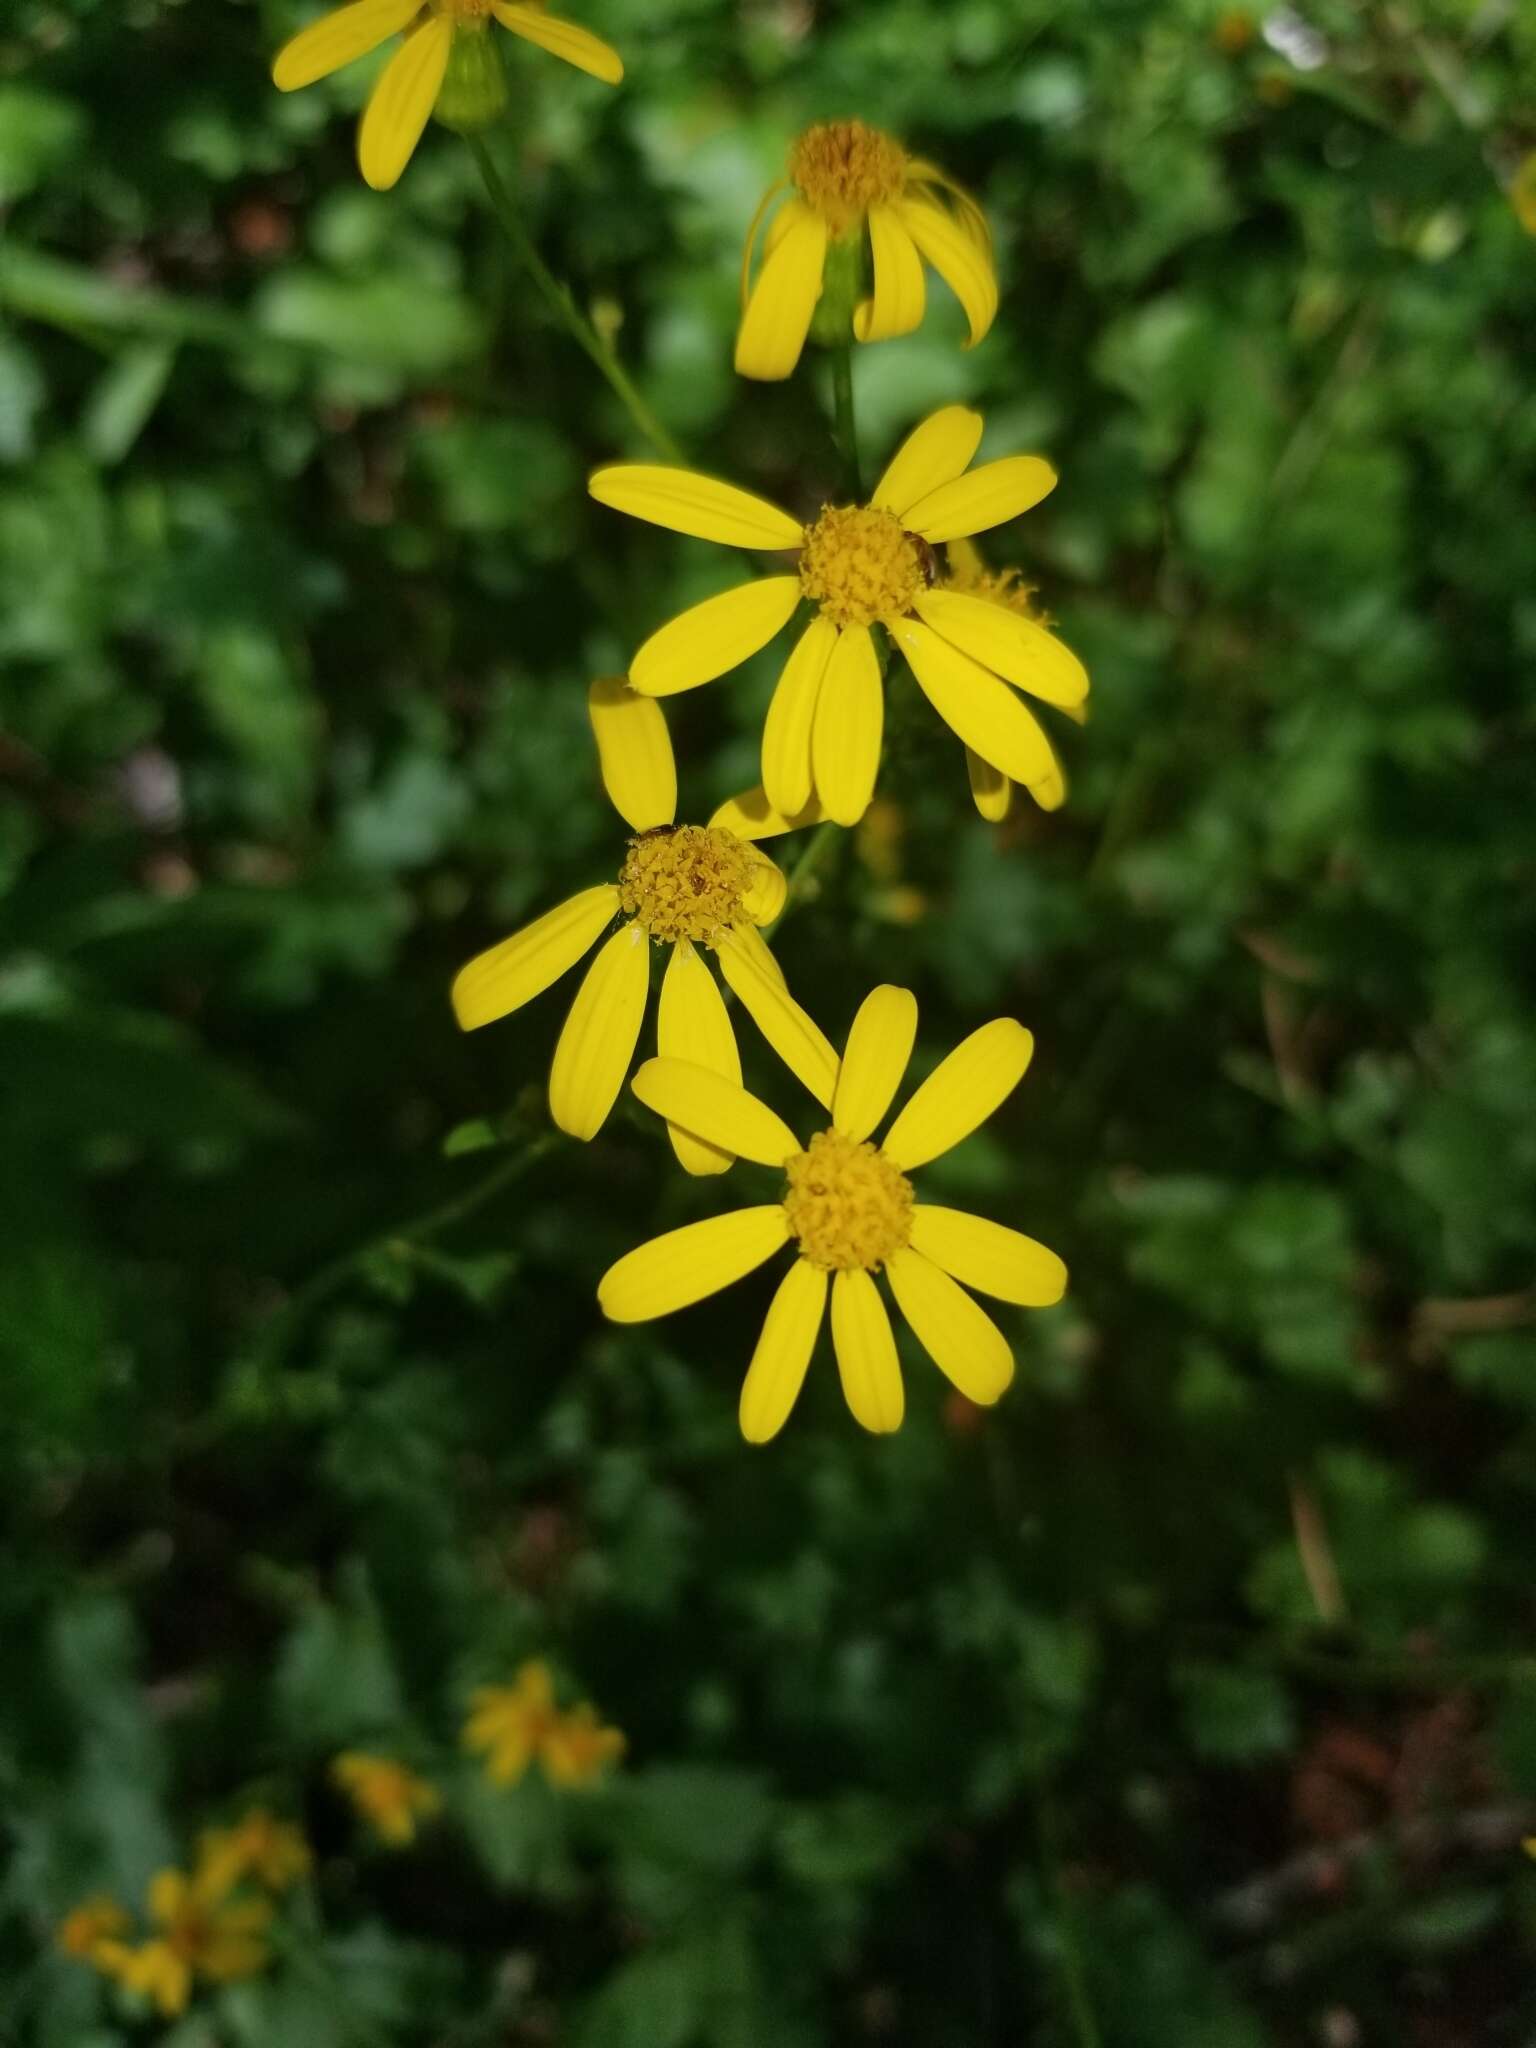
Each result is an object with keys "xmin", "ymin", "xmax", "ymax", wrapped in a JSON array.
[
  {"xmin": 831, "ymin": 343, "xmax": 861, "ymax": 497},
  {"xmin": 1038, "ymin": 1789, "xmax": 1104, "ymax": 2048},
  {"xmin": 468, "ymin": 136, "xmax": 685, "ymax": 464},
  {"xmin": 777, "ymin": 819, "xmax": 843, "ymax": 920}
]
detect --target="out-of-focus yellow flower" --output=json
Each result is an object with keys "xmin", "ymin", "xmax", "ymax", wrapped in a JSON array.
[
  {"xmin": 736, "ymin": 120, "xmax": 995, "ymax": 379},
  {"xmin": 197, "ymin": 1809, "xmax": 312, "ymax": 1895},
  {"xmin": 598, "ymin": 987, "xmax": 1068, "ymax": 1442},
  {"xmin": 1512, "ymin": 155, "xmax": 1536, "ymax": 235},
  {"xmin": 463, "ymin": 1660, "xmax": 625, "ymax": 1788},
  {"xmin": 589, "ymin": 406, "xmax": 1089, "ymax": 829},
  {"xmin": 56, "ymin": 1894, "xmax": 130, "ymax": 1965},
  {"xmin": 271, "ymin": 0, "xmax": 623, "ymax": 192},
  {"xmin": 331, "ymin": 1753, "xmax": 441, "ymax": 1845},
  {"xmin": 452, "ymin": 679, "xmax": 832, "ymax": 1166},
  {"xmin": 105, "ymin": 1867, "xmax": 272, "ymax": 2018}
]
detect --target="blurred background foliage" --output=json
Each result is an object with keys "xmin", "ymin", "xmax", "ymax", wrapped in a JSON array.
[{"xmin": 3, "ymin": 0, "xmax": 1536, "ymax": 2040}]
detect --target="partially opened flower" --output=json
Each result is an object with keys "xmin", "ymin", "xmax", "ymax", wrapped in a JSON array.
[
  {"xmin": 271, "ymin": 0, "xmax": 623, "ymax": 192},
  {"xmin": 102, "ymin": 1867, "xmax": 272, "ymax": 2018},
  {"xmin": 599, "ymin": 985, "xmax": 1067, "ymax": 1441},
  {"xmin": 589, "ymin": 406, "xmax": 1089, "ymax": 828},
  {"xmin": 452, "ymin": 679, "xmax": 836, "ymax": 1170},
  {"xmin": 736, "ymin": 119, "xmax": 996, "ymax": 380}
]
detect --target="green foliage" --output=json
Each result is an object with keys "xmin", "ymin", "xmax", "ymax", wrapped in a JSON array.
[{"xmin": 4, "ymin": 0, "xmax": 1536, "ymax": 2040}]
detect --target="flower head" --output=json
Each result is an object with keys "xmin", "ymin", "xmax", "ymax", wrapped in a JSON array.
[
  {"xmin": 737, "ymin": 120, "xmax": 996, "ymax": 379},
  {"xmin": 56, "ymin": 1895, "xmax": 130, "ymax": 1966},
  {"xmin": 598, "ymin": 984, "xmax": 1068, "ymax": 1441},
  {"xmin": 451, "ymin": 679, "xmax": 835, "ymax": 1166},
  {"xmin": 271, "ymin": 0, "xmax": 623, "ymax": 191},
  {"xmin": 589, "ymin": 407, "xmax": 1089, "ymax": 827},
  {"xmin": 196, "ymin": 1809, "xmax": 312, "ymax": 1896},
  {"xmin": 331, "ymin": 1754, "xmax": 441, "ymax": 1846},
  {"xmin": 462, "ymin": 1659, "xmax": 625, "ymax": 1788},
  {"xmin": 106, "ymin": 1866, "xmax": 272, "ymax": 2018},
  {"xmin": 1513, "ymin": 153, "xmax": 1536, "ymax": 236}
]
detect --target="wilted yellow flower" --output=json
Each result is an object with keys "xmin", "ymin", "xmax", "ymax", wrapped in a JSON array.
[
  {"xmin": 56, "ymin": 1895, "xmax": 131, "ymax": 1965},
  {"xmin": 104, "ymin": 1867, "xmax": 272, "ymax": 2018},
  {"xmin": 1512, "ymin": 155, "xmax": 1536, "ymax": 236},
  {"xmin": 463, "ymin": 1660, "xmax": 625, "ymax": 1788},
  {"xmin": 271, "ymin": 0, "xmax": 622, "ymax": 192},
  {"xmin": 453, "ymin": 678, "xmax": 833, "ymax": 1164},
  {"xmin": 331, "ymin": 1754, "xmax": 441, "ymax": 1845},
  {"xmin": 196, "ymin": 1809, "xmax": 311, "ymax": 1895},
  {"xmin": 737, "ymin": 119, "xmax": 995, "ymax": 379},
  {"xmin": 589, "ymin": 407, "xmax": 1088, "ymax": 829},
  {"xmin": 598, "ymin": 985, "xmax": 1067, "ymax": 1441}
]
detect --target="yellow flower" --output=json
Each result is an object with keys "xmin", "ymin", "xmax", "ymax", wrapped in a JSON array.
[
  {"xmin": 462, "ymin": 1659, "xmax": 625, "ymax": 1788},
  {"xmin": 736, "ymin": 119, "xmax": 996, "ymax": 380},
  {"xmin": 106, "ymin": 1867, "xmax": 272, "ymax": 2018},
  {"xmin": 598, "ymin": 984, "xmax": 1067, "ymax": 1441},
  {"xmin": 588, "ymin": 406, "xmax": 1089, "ymax": 829},
  {"xmin": 452, "ymin": 677, "xmax": 836, "ymax": 1165},
  {"xmin": 196, "ymin": 1809, "xmax": 312, "ymax": 1895},
  {"xmin": 56, "ymin": 1894, "xmax": 130, "ymax": 1966},
  {"xmin": 1513, "ymin": 154, "xmax": 1536, "ymax": 236},
  {"xmin": 331, "ymin": 1753, "xmax": 442, "ymax": 1845},
  {"xmin": 271, "ymin": 0, "xmax": 623, "ymax": 192}
]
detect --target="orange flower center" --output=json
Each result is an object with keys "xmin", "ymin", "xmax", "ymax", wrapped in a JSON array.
[
  {"xmin": 619, "ymin": 824, "xmax": 755, "ymax": 946},
  {"xmin": 782, "ymin": 1128, "xmax": 913, "ymax": 1271},
  {"xmin": 799, "ymin": 503, "xmax": 928, "ymax": 629},
  {"xmin": 788, "ymin": 119, "xmax": 907, "ymax": 237}
]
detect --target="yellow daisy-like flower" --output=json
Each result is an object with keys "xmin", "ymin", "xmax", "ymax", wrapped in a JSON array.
[
  {"xmin": 598, "ymin": 984, "xmax": 1067, "ymax": 1442},
  {"xmin": 101, "ymin": 1867, "xmax": 272, "ymax": 2018},
  {"xmin": 452, "ymin": 677, "xmax": 838, "ymax": 1168},
  {"xmin": 271, "ymin": 0, "xmax": 623, "ymax": 192},
  {"xmin": 56, "ymin": 1895, "xmax": 131, "ymax": 1966},
  {"xmin": 331, "ymin": 1753, "xmax": 442, "ymax": 1846},
  {"xmin": 196, "ymin": 1809, "xmax": 312, "ymax": 1896},
  {"xmin": 736, "ymin": 119, "xmax": 996, "ymax": 380},
  {"xmin": 1513, "ymin": 154, "xmax": 1536, "ymax": 236},
  {"xmin": 588, "ymin": 406, "xmax": 1089, "ymax": 830},
  {"xmin": 462, "ymin": 1659, "xmax": 626, "ymax": 1788}
]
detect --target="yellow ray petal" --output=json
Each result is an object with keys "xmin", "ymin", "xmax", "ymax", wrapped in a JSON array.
[
  {"xmin": 885, "ymin": 1247, "xmax": 1014, "ymax": 1404},
  {"xmin": 740, "ymin": 1258, "xmax": 827, "ymax": 1444},
  {"xmin": 882, "ymin": 1017, "xmax": 1034, "ymax": 1170},
  {"xmin": 658, "ymin": 940, "xmax": 740, "ymax": 1176},
  {"xmin": 904, "ymin": 160, "xmax": 992, "ymax": 252},
  {"xmin": 761, "ymin": 616, "xmax": 837, "ymax": 818},
  {"xmin": 547, "ymin": 922, "xmax": 649, "ymax": 1140},
  {"xmin": 272, "ymin": 0, "xmax": 421, "ymax": 89},
  {"xmin": 889, "ymin": 617, "xmax": 1058, "ymax": 789},
  {"xmin": 830, "ymin": 1269, "xmax": 903, "ymax": 1434},
  {"xmin": 870, "ymin": 404, "xmax": 984, "ymax": 518},
  {"xmin": 630, "ymin": 577, "xmax": 801, "ymax": 697},
  {"xmin": 716, "ymin": 927, "xmax": 839, "ymax": 1107},
  {"xmin": 490, "ymin": 2, "xmax": 622, "ymax": 82},
  {"xmin": 598, "ymin": 1206, "xmax": 790, "ymax": 1322},
  {"xmin": 709, "ymin": 785, "xmax": 825, "ymax": 842},
  {"xmin": 965, "ymin": 747, "xmax": 1012, "ymax": 821},
  {"xmin": 734, "ymin": 201, "xmax": 829, "ymax": 382},
  {"xmin": 587, "ymin": 466, "xmax": 802, "ymax": 551},
  {"xmin": 1021, "ymin": 732, "xmax": 1067, "ymax": 813},
  {"xmin": 739, "ymin": 179, "xmax": 789, "ymax": 308},
  {"xmin": 834, "ymin": 984, "xmax": 918, "ymax": 1142},
  {"xmin": 913, "ymin": 589, "xmax": 1088, "ymax": 710},
  {"xmin": 894, "ymin": 195, "xmax": 998, "ymax": 347},
  {"xmin": 854, "ymin": 206, "xmax": 925, "ymax": 344},
  {"xmin": 903, "ymin": 455, "xmax": 1058, "ymax": 545},
  {"xmin": 811, "ymin": 623, "xmax": 882, "ymax": 827},
  {"xmin": 740, "ymin": 852, "xmax": 787, "ymax": 925},
  {"xmin": 632, "ymin": 1057, "xmax": 800, "ymax": 1166},
  {"xmin": 726, "ymin": 916, "xmax": 788, "ymax": 988},
  {"xmin": 451, "ymin": 884, "xmax": 618, "ymax": 1031},
  {"xmin": 587, "ymin": 675, "xmax": 676, "ymax": 831},
  {"xmin": 907, "ymin": 1204, "xmax": 1067, "ymax": 1306},
  {"xmin": 356, "ymin": 17, "xmax": 450, "ymax": 191}
]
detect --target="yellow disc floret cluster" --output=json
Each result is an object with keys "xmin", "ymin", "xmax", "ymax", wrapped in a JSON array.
[
  {"xmin": 799, "ymin": 504, "xmax": 928, "ymax": 629},
  {"xmin": 619, "ymin": 825, "xmax": 756, "ymax": 946},
  {"xmin": 789, "ymin": 119, "xmax": 908, "ymax": 237},
  {"xmin": 782, "ymin": 1128, "xmax": 915, "ymax": 1272}
]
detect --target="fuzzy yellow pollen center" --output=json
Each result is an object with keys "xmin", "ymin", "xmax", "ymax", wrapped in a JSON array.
[
  {"xmin": 788, "ymin": 119, "xmax": 907, "ymax": 237},
  {"xmin": 619, "ymin": 825, "xmax": 755, "ymax": 947},
  {"xmin": 799, "ymin": 503, "xmax": 927, "ymax": 630},
  {"xmin": 782, "ymin": 1128, "xmax": 914, "ymax": 1272}
]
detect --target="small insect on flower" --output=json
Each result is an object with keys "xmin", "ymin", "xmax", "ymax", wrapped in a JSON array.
[
  {"xmin": 452, "ymin": 679, "xmax": 837, "ymax": 1166},
  {"xmin": 331, "ymin": 1754, "xmax": 442, "ymax": 1846},
  {"xmin": 99, "ymin": 1867, "xmax": 273, "ymax": 2018},
  {"xmin": 737, "ymin": 119, "xmax": 997, "ymax": 380},
  {"xmin": 589, "ymin": 406, "xmax": 1089, "ymax": 828},
  {"xmin": 598, "ymin": 984, "xmax": 1068, "ymax": 1441},
  {"xmin": 462, "ymin": 1659, "xmax": 626, "ymax": 1789},
  {"xmin": 270, "ymin": 0, "xmax": 623, "ymax": 191}
]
